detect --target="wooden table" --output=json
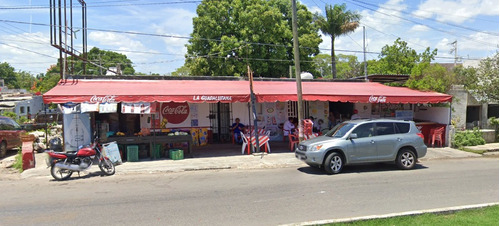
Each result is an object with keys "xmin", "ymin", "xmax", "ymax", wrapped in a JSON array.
[{"xmin": 107, "ymin": 135, "xmax": 192, "ymax": 159}]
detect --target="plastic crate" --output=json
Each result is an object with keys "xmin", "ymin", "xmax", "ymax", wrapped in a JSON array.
[
  {"xmin": 169, "ymin": 149, "xmax": 184, "ymax": 160},
  {"xmin": 153, "ymin": 144, "xmax": 162, "ymax": 159},
  {"xmin": 127, "ymin": 145, "xmax": 139, "ymax": 162}
]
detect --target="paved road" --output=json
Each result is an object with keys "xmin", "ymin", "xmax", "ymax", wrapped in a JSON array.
[{"xmin": 0, "ymin": 158, "xmax": 498, "ymax": 226}]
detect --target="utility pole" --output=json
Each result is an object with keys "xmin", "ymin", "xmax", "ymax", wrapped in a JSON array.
[
  {"xmin": 450, "ymin": 40, "xmax": 458, "ymax": 66},
  {"xmin": 248, "ymin": 66, "xmax": 260, "ymax": 152},
  {"xmin": 363, "ymin": 26, "xmax": 367, "ymax": 81},
  {"xmin": 291, "ymin": 0, "xmax": 304, "ymax": 142}
]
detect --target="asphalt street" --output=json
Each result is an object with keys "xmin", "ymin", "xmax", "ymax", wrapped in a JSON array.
[{"xmin": 0, "ymin": 157, "xmax": 498, "ymax": 226}]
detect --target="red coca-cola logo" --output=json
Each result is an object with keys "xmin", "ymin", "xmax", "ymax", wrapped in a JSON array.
[{"xmin": 161, "ymin": 102, "xmax": 190, "ymax": 124}]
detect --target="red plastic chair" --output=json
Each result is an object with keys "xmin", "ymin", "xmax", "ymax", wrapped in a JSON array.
[
  {"xmin": 289, "ymin": 134, "xmax": 299, "ymax": 151},
  {"xmin": 431, "ymin": 127, "xmax": 444, "ymax": 147}
]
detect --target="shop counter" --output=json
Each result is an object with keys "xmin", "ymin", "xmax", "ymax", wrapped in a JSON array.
[{"xmin": 107, "ymin": 135, "xmax": 192, "ymax": 159}]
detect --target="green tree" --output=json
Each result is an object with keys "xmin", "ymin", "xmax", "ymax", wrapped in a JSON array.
[
  {"xmin": 0, "ymin": 62, "xmax": 18, "ymax": 88},
  {"xmin": 369, "ymin": 38, "xmax": 437, "ymax": 75},
  {"xmin": 186, "ymin": 0, "xmax": 321, "ymax": 77},
  {"xmin": 406, "ymin": 63, "xmax": 454, "ymax": 93},
  {"xmin": 48, "ymin": 47, "xmax": 135, "ymax": 75},
  {"xmin": 336, "ymin": 54, "xmax": 362, "ymax": 79},
  {"xmin": 312, "ymin": 54, "xmax": 332, "ymax": 78},
  {"xmin": 171, "ymin": 65, "xmax": 191, "ymax": 76},
  {"xmin": 315, "ymin": 4, "xmax": 361, "ymax": 79},
  {"xmin": 454, "ymin": 52, "xmax": 499, "ymax": 102}
]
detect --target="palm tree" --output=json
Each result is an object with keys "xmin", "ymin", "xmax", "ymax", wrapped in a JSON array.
[{"xmin": 315, "ymin": 4, "xmax": 361, "ymax": 79}]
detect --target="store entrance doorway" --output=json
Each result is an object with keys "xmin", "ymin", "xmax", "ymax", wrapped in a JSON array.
[
  {"xmin": 329, "ymin": 102, "xmax": 354, "ymax": 121},
  {"xmin": 209, "ymin": 103, "xmax": 232, "ymax": 143}
]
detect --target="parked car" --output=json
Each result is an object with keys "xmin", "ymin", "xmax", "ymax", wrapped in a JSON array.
[
  {"xmin": 295, "ymin": 119, "xmax": 427, "ymax": 174},
  {"xmin": 0, "ymin": 116, "xmax": 25, "ymax": 158}
]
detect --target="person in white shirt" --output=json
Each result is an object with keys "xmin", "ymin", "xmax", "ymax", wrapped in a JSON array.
[{"xmin": 283, "ymin": 117, "xmax": 295, "ymax": 137}]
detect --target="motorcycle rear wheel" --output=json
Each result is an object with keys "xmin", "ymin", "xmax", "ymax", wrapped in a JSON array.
[
  {"xmin": 99, "ymin": 159, "xmax": 115, "ymax": 176},
  {"xmin": 50, "ymin": 164, "xmax": 73, "ymax": 181}
]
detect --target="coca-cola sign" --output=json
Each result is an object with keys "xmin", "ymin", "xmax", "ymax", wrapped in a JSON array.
[
  {"xmin": 369, "ymin": 95, "xmax": 387, "ymax": 103},
  {"xmin": 89, "ymin": 95, "xmax": 116, "ymax": 103},
  {"xmin": 161, "ymin": 102, "xmax": 190, "ymax": 124}
]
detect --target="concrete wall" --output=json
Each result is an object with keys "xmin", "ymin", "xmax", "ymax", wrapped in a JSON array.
[
  {"xmin": 414, "ymin": 106, "xmax": 451, "ymax": 124},
  {"xmin": 448, "ymin": 85, "xmax": 468, "ymax": 129}
]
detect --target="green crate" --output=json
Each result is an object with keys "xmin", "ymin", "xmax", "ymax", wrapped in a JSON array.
[
  {"xmin": 169, "ymin": 149, "xmax": 184, "ymax": 160},
  {"xmin": 153, "ymin": 144, "xmax": 162, "ymax": 159},
  {"xmin": 127, "ymin": 145, "xmax": 139, "ymax": 162}
]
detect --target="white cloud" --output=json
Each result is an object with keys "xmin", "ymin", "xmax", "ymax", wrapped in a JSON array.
[
  {"xmin": 0, "ymin": 32, "xmax": 58, "ymax": 74},
  {"xmin": 88, "ymin": 31, "xmax": 145, "ymax": 50},
  {"xmin": 410, "ymin": 25, "xmax": 430, "ymax": 32},
  {"xmin": 413, "ymin": 0, "xmax": 499, "ymax": 23}
]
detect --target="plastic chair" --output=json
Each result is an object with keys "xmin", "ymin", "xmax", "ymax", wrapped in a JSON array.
[
  {"xmin": 288, "ymin": 134, "xmax": 299, "ymax": 151},
  {"xmin": 240, "ymin": 132, "xmax": 251, "ymax": 154},
  {"xmin": 431, "ymin": 127, "xmax": 444, "ymax": 147}
]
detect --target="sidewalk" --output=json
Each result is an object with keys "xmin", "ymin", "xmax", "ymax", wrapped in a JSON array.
[{"xmin": 16, "ymin": 143, "xmax": 499, "ymax": 179}]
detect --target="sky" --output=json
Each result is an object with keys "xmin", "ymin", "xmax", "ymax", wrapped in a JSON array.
[{"xmin": 0, "ymin": 0, "xmax": 498, "ymax": 76}]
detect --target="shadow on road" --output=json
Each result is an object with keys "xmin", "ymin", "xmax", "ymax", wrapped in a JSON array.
[
  {"xmin": 297, "ymin": 163, "xmax": 428, "ymax": 175},
  {"xmin": 49, "ymin": 171, "xmax": 114, "ymax": 182}
]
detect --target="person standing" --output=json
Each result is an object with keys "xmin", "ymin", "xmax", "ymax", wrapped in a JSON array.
[{"xmin": 231, "ymin": 118, "xmax": 245, "ymax": 144}]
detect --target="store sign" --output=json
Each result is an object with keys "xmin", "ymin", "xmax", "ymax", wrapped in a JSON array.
[
  {"xmin": 192, "ymin": 95, "xmax": 232, "ymax": 101},
  {"xmin": 89, "ymin": 95, "xmax": 117, "ymax": 103},
  {"xmin": 161, "ymin": 102, "xmax": 190, "ymax": 124},
  {"xmin": 369, "ymin": 95, "xmax": 387, "ymax": 103}
]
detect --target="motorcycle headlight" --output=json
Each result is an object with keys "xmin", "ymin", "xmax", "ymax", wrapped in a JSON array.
[{"xmin": 309, "ymin": 144, "xmax": 323, "ymax": 152}]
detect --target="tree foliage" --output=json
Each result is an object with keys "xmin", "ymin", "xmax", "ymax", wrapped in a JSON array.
[
  {"xmin": 186, "ymin": 0, "xmax": 321, "ymax": 77},
  {"xmin": 369, "ymin": 38, "xmax": 437, "ymax": 75},
  {"xmin": 48, "ymin": 47, "xmax": 135, "ymax": 75},
  {"xmin": 454, "ymin": 52, "xmax": 499, "ymax": 102},
  {"xmin": 0, "ymin": 62, "xmax": 37, "ymax": 90},
  {"xmin": 315, "ymin": 4, "xmax": 361, "ymax": 78},
  {"xmin": 406, "ymin": 63, "xmax": 454, "ymax": 93}
]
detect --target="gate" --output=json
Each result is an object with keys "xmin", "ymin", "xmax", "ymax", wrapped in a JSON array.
[{"xmin": 209, "ymin": 103, "xmax": 232, "ymax": 143}]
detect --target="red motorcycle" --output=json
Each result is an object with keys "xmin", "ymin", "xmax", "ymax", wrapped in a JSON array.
[{"xmin": 47, "ymin": 137, "xmax": 115, "ymax": 181}]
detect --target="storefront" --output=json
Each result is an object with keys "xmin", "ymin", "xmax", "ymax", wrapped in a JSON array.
[{"xmin": 43, "ymin": 78, "xmax": 452, "ymax": 158}]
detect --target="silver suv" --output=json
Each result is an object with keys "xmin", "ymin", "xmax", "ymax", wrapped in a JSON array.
[{"xmin": 295, "ymin": 119, "xmax": 427, "ymax": 174}]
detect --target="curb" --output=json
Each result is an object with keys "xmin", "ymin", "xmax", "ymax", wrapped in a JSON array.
[{"xmin": 283, "ymin": 203, "xmax": 499, "ymax": 226}]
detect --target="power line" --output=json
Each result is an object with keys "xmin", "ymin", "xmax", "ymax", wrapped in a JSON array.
[
  {"xmin": 351, "ymin": 0, "xmax": 498, "ymax": 36},
  {"xmin": 345, "ymin": 0, "xmax": 498, "ymax": 48},
  {"xmin": 0, "ymin": 1, "xmax": 201, "ymax": 10}
]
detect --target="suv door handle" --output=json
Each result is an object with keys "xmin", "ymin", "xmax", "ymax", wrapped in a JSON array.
[
  {"xmin": 397, "ymin": 138, "xmax": 402, "ymax": 141},
  {"xmin": 370, "ymin": 140, "xmax": 375, "ymax": 144}
]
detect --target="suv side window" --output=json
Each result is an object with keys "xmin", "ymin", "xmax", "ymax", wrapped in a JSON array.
[
  {"xmin": 395, "ymin": 122, "xmax": 410, "ymax": 134},
  {"xmin": 352, "ymin": 123, "xmax": 375, "ymax": 138},
  {"xmin": 376, "ymin": 122, "xmax": 395, "ymax": 136}
]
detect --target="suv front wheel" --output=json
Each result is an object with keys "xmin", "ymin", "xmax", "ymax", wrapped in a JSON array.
[
  {"xmin": 396, "ymin": 148, "xmax": 417, "ymax": 170},
  {"xmin": 324, "ymin": 152, "xmax": 344, "ymax": 174}
]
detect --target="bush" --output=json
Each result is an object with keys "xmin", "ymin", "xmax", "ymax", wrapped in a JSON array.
[
  {"xmin": 12, "ymin": 150, "xmax": 23, "ymax": 173},
  {"xmin": 453, "ymin": 128, "xmax": 486, "ymax": 148}
]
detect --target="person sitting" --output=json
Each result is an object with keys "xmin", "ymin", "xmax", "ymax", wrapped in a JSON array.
[
  {"xmin": 351, "ymin": 109, "xmax": 360, "ymax": 120},
  {"xmin": 231, "ymin": 118, "xmax": 245, "ymax": 144},
  {"xmin": 283, "ymin": 117, "xmax": 295, "ymax": 140},
  {"xmin": 314, "ymin": 119, "xmax": 324, "ymax": 133}
]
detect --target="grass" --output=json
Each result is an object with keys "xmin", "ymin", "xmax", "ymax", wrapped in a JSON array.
[
  {"xmin": 460, "ymin": 147, "xmax": 488, "ymax": 154},
  {"xmin": 326, "ymin": 205, "xmax": 498, "ymax": 226},
  {"xmin": 12, "ymin": 150, "xmax": 23, "ymax": 172}
]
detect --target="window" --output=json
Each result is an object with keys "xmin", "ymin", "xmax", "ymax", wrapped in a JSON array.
[
  {"xmin": 20, "ymin": 106, "xmax": 25, "ymax": 114},
  {"xmin": 352, "ymin": 123, "xmax": 375, "ymax": 138},
  {"xmin": 395, "ymin": 123, "xmax": 410, "ymax": 134},
  {"xmin": 376, "ymin": 122, "xmax": 395, "ymax": 136}
]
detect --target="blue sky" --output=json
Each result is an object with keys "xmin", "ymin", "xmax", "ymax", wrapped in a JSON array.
[{"xmin": 0, "ymin": 0, "xmax": 498, "ymax": 75}]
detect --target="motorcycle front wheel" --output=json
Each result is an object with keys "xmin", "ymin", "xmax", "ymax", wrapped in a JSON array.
[
  {"xmin": 50, "ymin": 164, "xmax": 73, "ymax": 181},
  {"xmin": 99, "ymin": 158, "xmax": 115, "ymax": 176}
]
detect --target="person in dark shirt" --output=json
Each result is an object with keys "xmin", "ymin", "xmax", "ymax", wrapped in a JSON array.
[{"xmin": 231, "ymin": 118, "xmax": 245, "ymax": 144}]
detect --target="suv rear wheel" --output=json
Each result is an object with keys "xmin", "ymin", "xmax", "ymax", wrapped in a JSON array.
[
  {"xmin": 396, "ymin": 148, "xmax": 416, "ymax": 170},
  {"xmin": 324, "ymin": 152, "xmax": 344, "ymax": 174}
]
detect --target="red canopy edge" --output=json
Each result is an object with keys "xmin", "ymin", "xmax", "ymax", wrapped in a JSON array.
[{"xmin": 43, "ymin": 79, "xmax": 452, "ymax": 104}]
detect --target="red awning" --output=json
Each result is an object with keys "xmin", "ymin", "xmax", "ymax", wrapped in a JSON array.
[
  {"xmin": 43, "ymin": 79, "xmax": 452, "ymax": 104},
  {"xmin": 253, "ymin": 81, "xmax": 452, "ymax": 104}
]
